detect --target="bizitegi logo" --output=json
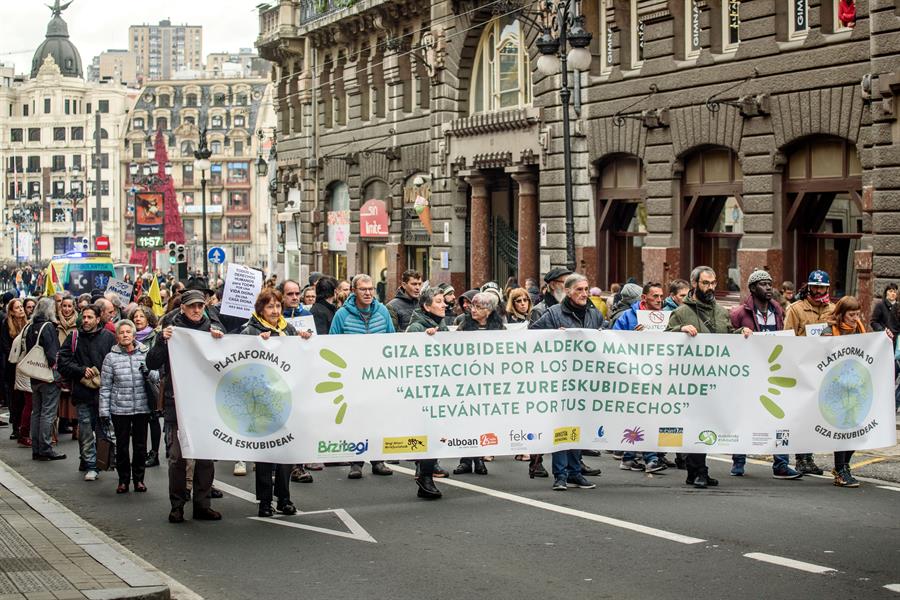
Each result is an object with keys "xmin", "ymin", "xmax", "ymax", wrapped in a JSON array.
[{"xmin": 317, "ymin": 439, "xmax": 369, "ymax": 455}]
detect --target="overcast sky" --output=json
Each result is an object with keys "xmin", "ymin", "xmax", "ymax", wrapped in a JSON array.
[{"xmin": 0, "ymin": 0, "xmax": 263, "ymax": 75}]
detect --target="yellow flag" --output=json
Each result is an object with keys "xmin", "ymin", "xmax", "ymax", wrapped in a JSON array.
[
  {"xmin": 148, "ymin": 276, "xmax": 165, "ymax": 317},
  {"xmin": 44, "ymin": 267, "xmax": 56, "ymax": 296}
]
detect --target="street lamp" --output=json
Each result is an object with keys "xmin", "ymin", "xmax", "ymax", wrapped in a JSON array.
[
  {"xmin": 536, "ymin": 0, "xmax": 592, "ymax": 271},
  {"xmin": 193, "ymin": 129, "xmax": 212, "ymax": 278}
]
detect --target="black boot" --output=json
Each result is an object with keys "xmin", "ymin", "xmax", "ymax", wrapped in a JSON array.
[
  {"xmin": 145, "ymin": 450, "xmax": 160, "ymax": 467},
  {"xmin": 473, "ymin": 458, "xmax": 488, "ymax": 475},
  {"xmin": 529, "ymin": 455, "xmax": 549, "ymax": 478},
  {"xmin": 416, "ymin": 475, "xmax": 442, "ymax": 499},
  {"xmin": 453, "ymin": 459, "xmax": 473, "ymax": 475}
]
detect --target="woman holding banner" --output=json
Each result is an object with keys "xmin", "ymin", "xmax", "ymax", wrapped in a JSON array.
[{"xmin": 241, "ymin": 288, "xmax": 311, "ymax": 517}]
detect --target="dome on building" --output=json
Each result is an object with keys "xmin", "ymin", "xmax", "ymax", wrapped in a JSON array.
[{"xmin": 31, "ymin": 9, "xmax": 82, "ymax": 79}]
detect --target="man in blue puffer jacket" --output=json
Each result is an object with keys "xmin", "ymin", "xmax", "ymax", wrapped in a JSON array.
[{"xmin": 329, "ymin": 273, "xmax": 394, "ymax": 479}]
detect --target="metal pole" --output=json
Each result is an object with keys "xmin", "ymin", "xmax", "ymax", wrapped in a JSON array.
[
  {"xmin": 94, "ymin": 111, "xmax": 102, "ymax": 241},
  {"xmin": 559, "ymin": 8, "xmax": 576, "ymax": 272},
  {"xmin": 201, "ymin": 171, "xmax": 208, "ymax": 278}
]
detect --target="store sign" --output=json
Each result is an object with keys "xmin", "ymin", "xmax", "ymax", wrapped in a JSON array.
[
  {"xmin": 793, "ymin": 0, "xmax": 807, "ymax": 32},
  {"xmin": 135, "ymin": 192, "xmax": 164, "ymax": 249},
  {"xmin": 360, "ymin": 199, "xmax": 389, "ymax": 238}
]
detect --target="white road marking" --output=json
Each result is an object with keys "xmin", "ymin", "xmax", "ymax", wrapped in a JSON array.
[
  {"xmin": 877, "ymin": 486, "xmax": 900, "ymax": 493},
  {"xmin": 389, "ymin": 465, "xmax": 704, "ymax": 545},
  {"xmin": 744, "ymin": 552, "xmax": 837, "ymax": 574},
  {"xmin": 884, "ymin": 584, "xmax": 900, "ymax": 593},
  {"xmin": 213, "ymin": 479, "xmax": 377, "ymax": 543}
]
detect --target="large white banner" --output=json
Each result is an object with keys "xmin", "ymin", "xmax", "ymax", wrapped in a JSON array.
[{"xmin": 169, "ymin": 328, "xmax": 898, "ymax": 462}]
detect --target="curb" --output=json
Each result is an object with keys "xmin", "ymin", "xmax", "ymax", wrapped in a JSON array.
[{"xmin": 0, "ymin": 458, "xmax": 195, "ymax": 600}]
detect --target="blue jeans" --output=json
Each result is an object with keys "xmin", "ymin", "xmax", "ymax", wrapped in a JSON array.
[
  {"xmin": 732, "ymin": 454, "xmax": 788, "ymax": 470},
  {"xmin": 623, "ymin": 451, "xmax": 658, "ymax": 463},
  {"xmin": 77, "ymin": 403, "xmax": 100, "ymax": 470},
  {"xmin": 551, "ymin": 450, "xmax": 582, "ymax": 479},
  {"xmin": 30, "ymin": 382, "xmax": 59, "ymax": 457}
]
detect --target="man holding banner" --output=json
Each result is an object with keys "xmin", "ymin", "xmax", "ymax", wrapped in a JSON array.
[
  {"xmin": 147, "ymin": 289, "xmax": 226, "ymax": 524},
  {"xmin": 667, "ymin": 266, "xmax": 753, "ymax": 489}
]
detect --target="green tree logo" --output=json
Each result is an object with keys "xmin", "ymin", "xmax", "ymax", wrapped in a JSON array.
[
  {"xmin": 315, "ymin": 349, "xmax": 349, "ymax": 424},
  {"xmin": 759, "ymin": 344, "xmax": 796, "ymax": 419}
]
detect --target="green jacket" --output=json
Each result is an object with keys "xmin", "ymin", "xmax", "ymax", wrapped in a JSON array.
[
  {"xmin": 405, "ymin": 308, "xmax": 449, "ymax": 333},
  {"xmin": 665, "ymin": 294, "xmax": 737, "ymax": 335}
]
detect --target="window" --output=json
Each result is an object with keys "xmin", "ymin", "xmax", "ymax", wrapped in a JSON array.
[
  {"xmin": 181, "ymin": 140, "xmax": 194, "ymax": 156},
  {"xmin": 28, "ymin": 181, "xmax": 40, "ymax": 198},
  {"xmin": 211, "ymin": 115, "xmax": 223, "ymax": 128},
  {"xmin": 98, "ymin": 129, "xmax": 109, "ymax": 139},
  {"xmin": 158, "ymin": 94, "xmax": 170, "ymax": 107},
  {"xmin": 101, "ymin": 180, "xmax": 110, "ymax": 196},
  {"xmin": 211, "ymin": 192, "xmax": 222, "ymax": 206},
  {"xmin": 211, "ymin": 163, "xmax": 223, "ymax": 185},
  {"xmin": 210, "ymin": 218, "xmax": 223, "ymax": 238},
  {"xmin": 227, "ymin": 217, "xmax": 251, "ymax": 239},
  {"xmin": 52, "ymin": 181, "xmax": 65, "ymax": 197},
  {"xmin": 211, "ymin": 141, "xmax": 222, "ymax": 155},
  {"xmin": 823, "ymin": 0, "xmax": 855, "ymax": 33},
  {"xmin": 27, "ymin": 156, "xmax": 41, "ymax": 173},
  {"xmin": 98, "ymin": 99, "xmax": 109, "ymax": 113},
  {"xmin": 10, "ymin": 128, "xmax": 22, "ymax": 142},
  {"xmin": 184, "ymin": 116, "xmax": 195, "ymax": 125},
  {"xmin": 186, "ymin": 93, "xmax": 198, "ymax": 107},
  {"xmin": 64, "ymin": 99, "xmax": 70, "ymax": 115},
  {"xmin": 714, "ymin": 0, "xmax": 740, "ymax": 53},
  {"xmin": 53, "ymin": 127, "xmax": 66, "ymax": 141},
  {"xmin": 676, "ymin": 0, "xmax": 703, "ymax": 60},
  {"xmin": 86, "ymin": 102, "xmax": 91, "ymax": 114},
  {"xmin": 91, "ymin": 208, "xmax": 111, "ymax": 221},
  {"xmin": 183, "ymin": 192, "xmax": 195, "ymax": 206},
  {"xmin": 233, "ymin": 140, "xmax": 243, "ymax": 156},
  {"xmin": 51, "ymin": 155, "xmax": 66, "ymax": 172},
  {"xmin": 7, "ymin": 156, "xmax": 23, "ymax": 173},
  {"xmin": 182, "ymin": 218, "xmax": 195, "ymax": 236},
  {"xmin": 133, "ymin": 142, "xmax": 142, "ymax": 159},
  {"xmin": 182, "ymin": 163, "xmax": 194, "ymax": 184},
  {"xmin": 235, "ymin": 94, "xmax": 248, "ymax": 106},
  {"xmin": 134, "ymin": 117, "xmax": 145, "ymax": 129},
  {"xmin": 228, "ymin": 191, "xmax": 249, "ymax": 210},
  {"xmin": 470, "ymin": 16, "xmax": 532, "ymax": 113},
  {"xmin": 157, "ymin": 117, "xmax": 168, "ymax": 130},
  {"xmin": 227, "ymin": 162, "xmax": 248, "ymax": 183},
  {"xmin": 23, "ymin": 104, "xmax": 28, "ymax": 117},
  {"xmin": 214, "ymin": 93, "xmax": 226, "ymax": 106},
  {"xmin": 44, "ymin": 98, "xmax": 51, "ymax": 114},
  {"xmin": 72, "ymin": 155, "xmax": 82, "ymax": 170},
  {"xmin": 28, "ymin": 128, "xmax": 41, "ymax": 142},
  {"xmin": 71, "ymin": 126, "xmax": 83, "ymax": 140},
  {"xmin": 234, "ymin": 115, "xmax": 245, "ymax": 127},
  {"xmin": 92, "ymin": 153, "xmax": 110, "ymax": 169}
]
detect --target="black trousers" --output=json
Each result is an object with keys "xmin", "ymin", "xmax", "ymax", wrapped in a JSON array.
[
  {"xmin": 418, "ymin": 458, "xmax": 436, "ymax": 477},
  {"xmin": 255, "ymin": 463, "xmax": 292, "ymax": 504},
  {"xmin": 112, "ymin": 413, "xmax": 150, "ymax": 485},
  {"xmin": 684, "ymin": 453, "xmax": 708, "ymax": 480},
  {"xmin": 148, "ymin": 412, "xmax": 162, "ymax": 456},
  {"xmin": 834, "ymin": 450, "xmax": 855, "ymax": 470}
]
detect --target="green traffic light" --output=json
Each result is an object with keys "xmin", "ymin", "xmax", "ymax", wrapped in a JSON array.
[{"xmin": 169, "ymin": 256, "xmax": 177, "ymax": 264}]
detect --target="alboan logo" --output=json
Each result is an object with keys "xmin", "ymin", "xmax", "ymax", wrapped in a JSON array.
[{"xmin": 315, "ymin": 349, "xmax": 349, "ymax": 424}]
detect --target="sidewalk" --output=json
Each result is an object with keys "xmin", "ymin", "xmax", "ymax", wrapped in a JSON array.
[{"xmin": 0, "ymin": 460, "xmax": 170, "ymax": 600}]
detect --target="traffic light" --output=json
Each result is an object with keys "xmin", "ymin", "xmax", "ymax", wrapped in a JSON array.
[
  {"xmin": 176, "ymin": 244, "xmax": 186, "ymax": 263},
  {"xmin": 167, "ymin": 241, "xmax": 177, "ymax": 265}
]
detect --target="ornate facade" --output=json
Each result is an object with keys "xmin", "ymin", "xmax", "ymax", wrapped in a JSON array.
[{"xmin": 258, "ymin": 0, "xmax": 900, "ymax": 307}]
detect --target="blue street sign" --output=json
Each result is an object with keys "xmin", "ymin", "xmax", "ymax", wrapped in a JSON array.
[{"xmin": 208, "ymin": 247, "xmax": 226, "ymax": 264}]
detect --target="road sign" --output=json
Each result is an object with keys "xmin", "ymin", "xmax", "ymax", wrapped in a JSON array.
[
  {"xmin": 95, "ymin": 235, "xmax": 110, "ymax": 251},
  {"xmin": 208, "ymin": 247, "xmax": 226, "ymax": 264}
]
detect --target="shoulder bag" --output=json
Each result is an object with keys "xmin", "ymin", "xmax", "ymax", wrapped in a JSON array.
[{"xmin": 16, "ymin": 322, "xmax": 55, "ymax": 382}]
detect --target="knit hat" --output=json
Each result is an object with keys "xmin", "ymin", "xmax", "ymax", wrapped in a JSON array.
[
  {"xmin": 747, "ymin": 270, "xmax": 772, "ymax": 287},
  {"xmin": 480, "ymin": 281, "xmax": 503, "ymax": 304},
  {"xmin": 438, "ymin": 282, "xmax": 455, "ymax": 295},
  {"xmin": 620, "ymin": 283, "xmax": 642, "ymax": 304}
]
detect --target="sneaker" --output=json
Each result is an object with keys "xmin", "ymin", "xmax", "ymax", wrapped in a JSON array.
[
  {"xmin": 145, "ymin": 451, "xmax": 160, "ymax": 467},
  {"xmin": 833, "ymin": 467, "xmax": 860, "ymax": 488},
  {"xmin": 772, "ymin": 465, "xmax": 803, "ymax": 480},
  {"xmin": 644, "ymin": 460, "xmax": 666, "ymax": 474},
  {"xmin": 611, "ymin": 451, "xmax": 624, "ymax": 459},
  {"xmin": 83, "ymin": 470, "xmax": 99, "ymax": 482},
  {"xmin": 620, "ymin": 459, "xmax": 645, "ymax": 471},
  {"xmin": 432, "ymin": 463, "xmax": 450, "ymax": 478},
  {"xmin": 276, "ymin": 500, "xmax": 298, "ymax": 515},
  {"xmin": 659, "ymin": 455, "xmax": 678, "ymax": 468},
  {"xmin": 291, "ymin": 466, "xmax": 313, "ymax": 483},
  {"xmin": 566, "ymin": 475, "xmax": 596, "ymax": 489},
  {"xmin": 552, "ymin": 478, "xmax": 568, "ymax": 491},
  {"xmin": 797, "ymin": 458, "xmax": 823, "ymax": 475},
  {"xmin": 580, "ymin": 461, "xmax": 602, "ymax": 476},
  {"xmin": 348, "ymin": 464, "xmax": 363, "ymax": 479},
  {"xmin": 730, "ymin": 464, "xmax": 745, "ymax": 476},
  {"xmin": 233, "ymin": 461, "xmax": 247, "ymax": 476}
]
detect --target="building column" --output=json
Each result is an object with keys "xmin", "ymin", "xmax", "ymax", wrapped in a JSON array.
[
  {"xmin": 509, "ymin": 168, "xmax": 538, "ymax": 287},
  {"xmin": 464, "ymin": 171, "xmax": 490, "ymax": 287}
]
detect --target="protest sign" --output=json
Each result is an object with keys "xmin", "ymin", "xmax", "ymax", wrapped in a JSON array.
[
  {"xmin": 219, "ymin": 263, "xmax": 263, "ymax": 318},
  {"xmin": 805, "ymin": 323, "xmax": 829, "ymax": 336},
  {"xmin": 105, "ymin": 278, "xmax": 134, "ymax": 305},
  {"xmin": 169, "ymin": 328, "xmax": 896, "ymax": 463},
  {"xmin": 287, "ymin": 315, "xmax": 316, "ymax": 336},
  {"xmin": 637, "ymin": 310, "xmax": 671, "ymax": 331}
]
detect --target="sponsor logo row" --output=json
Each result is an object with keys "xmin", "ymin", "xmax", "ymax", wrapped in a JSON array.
[{"xmin": 315, "ymin": 426, "xmax": 799, "ymax": 456}]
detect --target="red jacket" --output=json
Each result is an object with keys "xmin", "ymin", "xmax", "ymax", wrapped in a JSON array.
[{"xmin": 730, "ymin": 295, "xmax": 785, "ymax": 332}]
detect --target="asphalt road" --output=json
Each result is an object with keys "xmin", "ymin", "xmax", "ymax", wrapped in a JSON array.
[{"xmin": 2, "ymin": 435, "xmax": 899, "ymax": 600}]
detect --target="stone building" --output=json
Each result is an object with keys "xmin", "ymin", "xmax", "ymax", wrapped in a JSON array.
[
  {"xmin": 122, "ymin": 77, "xmax": 276, "ymax": 270},
  {"xmin": 0, "ymin": 4, "xmax": 130, "ymax": 261},
  {"xmin": 257, "ymin": 0, "xmax": 900, "ymax": 305}
]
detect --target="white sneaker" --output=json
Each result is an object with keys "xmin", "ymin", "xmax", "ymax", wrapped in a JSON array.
[
  {"xmin": 233, "ymin": 461, "xmax": 247, "ymax": 476},
  {"xmin": 83, "ymin": 470, "xmax": 99, "ymax": 482}
]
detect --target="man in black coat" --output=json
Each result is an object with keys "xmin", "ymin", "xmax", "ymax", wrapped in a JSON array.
[
  {"xmin": 57, "ymin": 304, "xmax": 116, "ymax": 479},
  {"xmin": 147, "ymin": 290, "xmax": 226, "ymax": 524},
  {"xmin": 529, "ymin": 267, "xmax": 573, "ymax": 326},
  {"xmin": 386, "ymin": 269, "xmax": 423, "ymax": 332},
  {"xmin": 310, "ymin": 276, "xmax": 339, "ymax": 336},
  {"xmin": 870, "ymin": 283, "xmax": 900, "ymax": 341}
]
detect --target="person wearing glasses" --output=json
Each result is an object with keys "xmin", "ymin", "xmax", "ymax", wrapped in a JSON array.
[
  {"xmin": 505, "ymin": 288, "xmax": 533, "ymax": 324},
  {"xmin": 329, "ymin": 274, "xmax": 395, "ymax": 479}
]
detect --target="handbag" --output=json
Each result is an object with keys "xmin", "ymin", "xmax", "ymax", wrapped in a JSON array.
[
  {"xmin": 7, "ymin": 324, "xmax": 29, "ymax": 364},
  {"xmin": 96, "ymin": 437, "xmax": 115, "ymax": 471},
  {"xmin": 16, "ymin": 323, "xmax": 55, "ymax": 383}
]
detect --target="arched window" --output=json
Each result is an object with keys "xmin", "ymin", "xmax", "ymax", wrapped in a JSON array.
[
  {"xmin": 595, "ymin": 155, "xmax": 646, "ymax": 287},
  {"xmin": 99, "ymin": 128, "xmax": 109, "ymax": 139},
  {"xmin": 211, "ymin": 115, "xmax": 223, "ymax": 128},
  {"xmin": 470, "ymin": 16, "xmax": 531, "ymax": 114}
]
